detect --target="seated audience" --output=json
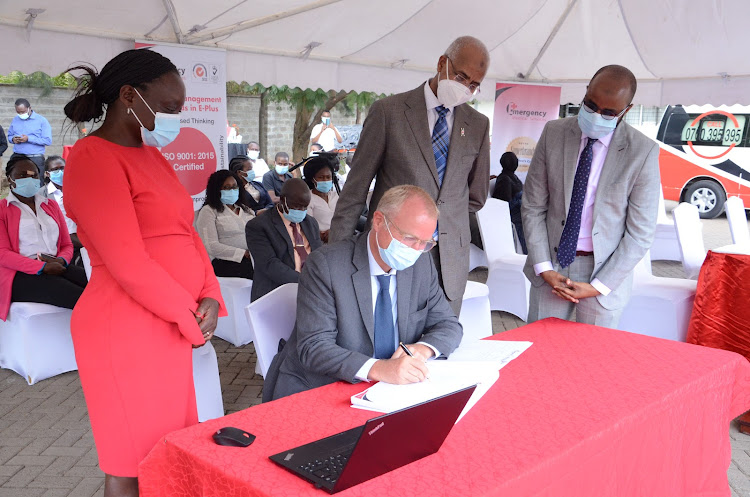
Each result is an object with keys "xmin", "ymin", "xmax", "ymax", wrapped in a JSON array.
[
  {"xmin": 303, "ymin": 155, "xmax": 339, "ymax": 243},
  {"xmin": 0, "ymin": 155, "xmax": 87, "ymax": 320},
  {"xmin": 246, "ymin": 178, "xmax": 322, "ymax": 301},
  {"xmin": 263, "ymin": 185, "xmax": 462, "ymax": 401},
  {"xmin": 229, "ymin": 156, "xmax": 274, "ymax": 212},
  {"xmin": 196, "ymin": 170, "xmax": 255, "ymax": 280},
  {"xmin": 44, "ymin": 155, "xmax": 84, "ymax": 262},
  {"xmin": 246, "ymin": 141, "xmax": 270, "ymax": 177},
  {"xmin": 492, "ymin": 152, "xmax": 526, "ymax": 253},
  {"xmin": 261, "ymin": 151, "xmax": 293, "ymax": 204}
]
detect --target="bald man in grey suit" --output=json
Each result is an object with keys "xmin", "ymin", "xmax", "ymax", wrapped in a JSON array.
[
  {"xmin": 522, "ymin": 65, "xmax": 661, "ymax": 328},
  {"xmin": 329, "ymin": 36, "xmax": 491, "ymax": 315}
]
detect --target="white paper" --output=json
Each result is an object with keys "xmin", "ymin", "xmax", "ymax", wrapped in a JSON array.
[{"xmin": 446, "ymin": 340, "xmax": 533, "ymax": 369}]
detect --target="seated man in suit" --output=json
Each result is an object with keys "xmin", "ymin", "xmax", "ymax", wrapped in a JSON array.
[
  {"xmin": 264, "ymin": 185, "xmax": 463, "ymax": 401},
  {"xmin": 246, "ymin": 178, "xmax": 323, "ymax": 301}
]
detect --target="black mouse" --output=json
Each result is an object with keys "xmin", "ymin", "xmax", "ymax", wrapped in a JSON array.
[{"xmin": 212, "ymin": 427, "xmax": 256, "ymax": 447}]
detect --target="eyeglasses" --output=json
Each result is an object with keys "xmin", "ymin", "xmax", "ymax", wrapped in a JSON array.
[
  {"xmin": 384, "ymin": 216, "xmax": 437, "ymax": 252},
  {"xmin": 447, "ymin": 58, "xmax": 481, "ymax": 95},
  {"xmin": 581, "ymin": 98, "xmax": 630, "ymax": 121}
]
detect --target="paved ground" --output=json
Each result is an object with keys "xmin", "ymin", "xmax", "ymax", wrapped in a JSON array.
[{"xmin": 0, "ymin": 201, "xmax": 748, "ymax": 496}]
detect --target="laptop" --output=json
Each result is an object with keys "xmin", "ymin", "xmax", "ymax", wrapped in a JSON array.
[{"xmin": 269, "ymin": 384, "xmax": 476, "ymax": 494}]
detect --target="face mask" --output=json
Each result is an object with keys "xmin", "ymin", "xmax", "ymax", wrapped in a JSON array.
[
  {"xmin": 12, "ymin": 177, "xmax": 41, "ymax": 198},
  {"xmin": 221, "ymin": 189, "xmax": 239, "ymax": 205},
  {"xmin": 376, "ymin": 220, "xmax": 423, "ymax": 271},
  {"xmin": 577, "ymin": 108, "xmax": 618, "ymax": 140},
  {"xmin": 315, "ymin": 180, "xmax": 333, "ymax": 194},
  {"xmin": 17, "ymin": 112, "xmax": 30, "ymax": 120},
  {"xmin": 247, "ymin": 150, "xmax": 260, "ymax": 160},
  {"xmin": 128, "ymin": 88, "xmax": 181, "ymax": 148},
  {"xmin": 275, "ymin": 164, "xmax": 289, "ymax": 175},
  {"xmin": 281, "ymin": 199, "xmax": 307, "ymax": 223},
  {"xmin": 244, "ymin": 170, "xmax": 256, "ymax": 182},
  {"xmin": 437, "ymin": 60, "xmax": 474, "ymax": 108},
  {"xmin": 49, "ymin": 170, "xmax": 64, "ymax": 186},
  {"xmin": 321, "ymin": 116, "xmax": 331, "ymax": 125}
]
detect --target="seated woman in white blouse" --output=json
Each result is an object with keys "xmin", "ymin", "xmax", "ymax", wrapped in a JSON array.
[
  {"xmin": 302, "ymin": 155, "xmax": 340, "ymax": 244},
  {"xmin": 196, "ymin": 170, "xmax": 256, "ymax": 279}
]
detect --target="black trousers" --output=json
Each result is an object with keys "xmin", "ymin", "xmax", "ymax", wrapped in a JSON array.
[
  {"xmin": 11, "ymin": 265, "xmax": 88, "ymax": 310},
  {"xmin": 212, "ymin": 257, "xmax": 254, "ymax": 280}
]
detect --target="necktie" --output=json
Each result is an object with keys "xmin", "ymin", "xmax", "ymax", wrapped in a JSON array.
[
  {"xmin": 432, "ymin": 105, "xmax": 450, "ymax": 186},
  {"xmin": 290, "ymin": 222, "xmax": 308, "ymax": 269},
  {"xmin": 557, "ymin": 137, "xmax": 598, "ymax": 268},
  {"xmin": 373, "ymin": 275, "xmax": 395, "ymax": 359}
]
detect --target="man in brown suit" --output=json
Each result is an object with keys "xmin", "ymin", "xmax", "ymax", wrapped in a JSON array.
[{"xmin": 329, "ymin": 36, "xmax": 491, "ymax": 315}]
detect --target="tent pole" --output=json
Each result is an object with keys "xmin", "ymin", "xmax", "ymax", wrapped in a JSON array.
[
  {"xmin": 161, "ymin": 0, "xmax": 185, "ymax": 44},
  {"xmin": 523, "ymin": 0, "xmax": 578, "ymax": 80}
]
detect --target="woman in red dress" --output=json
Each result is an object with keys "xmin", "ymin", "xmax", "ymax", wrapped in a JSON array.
[{"xmin": 63, "ymin": 49, "xmax": 225, "ymax": 497}]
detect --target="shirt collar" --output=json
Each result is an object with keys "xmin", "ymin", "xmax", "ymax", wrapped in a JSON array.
[
  {"xmin": 46, "ymin": 182, "xmax": 61, "ymax": 196},
  {"xmin": 367, "ymin": 231, "xmax": 396, "ymax": 277},
  {"xmin": 424, "ymin": 81, "xmax": 452, "ymax": 113},
  {"xmin": 581, "ymin": 127, "xmax": 615, "ymax": 149},
  {"xmin": 7, "ymin": 190, "xmax": 45, "ymax": 209}
]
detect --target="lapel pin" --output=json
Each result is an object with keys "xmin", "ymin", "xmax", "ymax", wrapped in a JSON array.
[{"xmin": 460, "ymin": 127, "xmax": 465, "ymax": 137}]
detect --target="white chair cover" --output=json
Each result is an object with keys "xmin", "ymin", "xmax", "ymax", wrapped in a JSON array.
[
  {"xmin": 192, "ymin": 341, "xmax": 224, "ymax": 422},
  {"xmin": 214, "ymin": 277, "xmax": 254, "ymax": 347},
  {"xmin": 725, "ymin": 196, "xmax": 750, "ymax": 246},
  {"xmin": 458, "ymin": 281, "xmax": 492, "ymax": 345},
  {"xmin": 650, "ymin": 186, "xmax": 682, "ymax": 262},
  {"xmin": 672, "ymin": 202, "xmax": 707, "ymax": 279},
  {"xmin": 0, "ymin": 302, "xmax": 76, "ymax": 384},
  {"xmin": 476, "ymin": 198, "xmax": 530, "ymax": 321},
  {"xmin": 80, "ymin": 247, "xmax": 92, "ymax": 279},
  {"xmin": 244, "ymin": 283, "xmax": 298, "ymax": 377},
  {"xmin": 468, "ymin": 243, "xmax": 488, "ymax": 271}
]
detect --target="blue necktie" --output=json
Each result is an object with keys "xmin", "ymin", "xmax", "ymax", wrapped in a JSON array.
[
  {"xmin": 432, "ymin": 105, "xmax": 450, "ymax": 186},
  {"xmin": 373, "ymin": 275, "xmax": 395, "ymax": 359},
  {"xmin": 557, "ymin": 138, "xmax": 598, "ymax": 268}
]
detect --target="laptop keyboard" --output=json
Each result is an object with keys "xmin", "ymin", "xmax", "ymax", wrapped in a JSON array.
[{"xmin": 297, "ymin": 445, "xmax": 355, "ymax": 484}]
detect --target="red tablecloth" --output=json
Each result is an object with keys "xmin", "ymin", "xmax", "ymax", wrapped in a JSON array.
[
  {"xmin": 688, "ymin": 250, "xmax": 750, "ymax": 361},
  {"xmin": 139, "ymin": 318, "xmax": 750, "ymax": 497}
]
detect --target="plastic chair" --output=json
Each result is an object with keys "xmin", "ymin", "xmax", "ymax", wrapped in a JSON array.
[
  {"xmin": 618, "ymin": 250, "xmax": 697, "ymax": 341},
  {"xmin": 244, "ymin": 283, "xmax": 298, "ymax": 377},
  {"xmin": 458, "ymin": 281, "xmax": 492, "ymax": 346},
  {"xmin": 214, "ymin": 277, "xmax": 254, "ymax": 346},
  {"xmin": 650, "ymin": 186, "xmax": 682, "ymax": 262},
  {"xmin": 192, "ymin": 341, "xmax": 224, "ymax": 421},
  {"xmin": 672, "ymin": 202, "xmax": 707, "ymax": 279},
  {"xmin": 476, "ymin": 198, "xmax": 530, "ymax": 321},
  {"xmin": 725, "ymin": 196, "xmax": 750, "ymax": 246},
  {"xmin": 468, "ymin": 243, "xmax": 487, "ymax": 271},
  {"xmin": 0, "ymin": 303, "xmax": 77, "ymax": 384}
]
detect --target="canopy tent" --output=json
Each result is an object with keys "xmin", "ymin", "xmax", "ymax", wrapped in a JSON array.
[{"xmin": 1, "ymin": 0, "xmax": 748, "ymax": 105}]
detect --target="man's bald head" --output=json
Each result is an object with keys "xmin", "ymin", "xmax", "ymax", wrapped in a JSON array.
[
  {"xmin": 433, "ymin": 36, "xmax": 490, "ymax": 93},
  {"xmin": 444, "ymin": 36, "xmax": 490, "ymax": 71},
  {"xmin": 280, "ymin": 177, "xmax": 311, "ymax": 210},
  {"xmin": 589, "ymin": 65, "xmax": 637, "ymax": 103}
]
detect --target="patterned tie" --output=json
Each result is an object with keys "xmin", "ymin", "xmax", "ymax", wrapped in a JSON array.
[
  {"xmin": 290, "ymin": 222, "xmax": 308, "ymax": 269},
  {"xmin": 373, "ymin": 275, "xmax": 395, "ymax": 359},
  {"xmin": 432, "ymin": 105, "xmax": 450, "ymax": 185},
  {"xmin": 557, "ymin": 138, "xmax": 598, "ymax": 268}
]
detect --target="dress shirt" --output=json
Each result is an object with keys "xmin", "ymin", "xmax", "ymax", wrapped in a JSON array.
[
  {"xmin": 355, "ymin": 231, "xmax": 439, "ymax": 381},
  {"xmin": 46, "ymin": 182, "xmax": 77, "ymax": 235},
  {"xmin": 195, "ymin": 204, "xmax": 255, "ymax": 263},
  {"xmin": 262, "ymin": 170, "xmax": 293, "ymax": 197},
  {"xmin": 7, "ymin": 112, "xmax": 52, "ymax": 155},
  {"xmin": 423, "ymin": 81, "xmax": 454, "ymax": 138},
  {"xmin": 308, "ymin": 190, "xmax": 339, "ymax": 232},
  {"xmin": 279, "ymin": 207, "xmax": 311, "ymax": 272},
  {"xmin": 309, "ymin": 123, "xmax": 340, "ymax": 152},
  {"xmin": 7, "ymin": 190, "xmax": 60, "ymax": 259},
  {"xmin": 533, "ymin": 130, "xmax": 615, "ymax": 296}
]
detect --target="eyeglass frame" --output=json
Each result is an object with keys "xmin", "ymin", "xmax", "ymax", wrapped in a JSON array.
[
  {"xmin": 383, "ymin": 215, "xmax": 437, "ymax": 252},
  {"xmin": 445, "ymin": 57, "xmax": 481, "ymax": 95},
  {"xmin": 580, "ymin": 97, "xmax": 631, "ymax": 121}
]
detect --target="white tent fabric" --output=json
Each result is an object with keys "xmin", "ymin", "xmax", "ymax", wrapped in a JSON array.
[{"xmin": 1, "ymin": 0, "xmax": 748, "ymax": 105}]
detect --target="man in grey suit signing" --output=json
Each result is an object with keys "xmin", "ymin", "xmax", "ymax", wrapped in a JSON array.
[
  {"xmin": 264, "ymin": 185, "xmax": 462, "ymax": 401},
  {"xmin": 329, "ymin": 36, "xmax": 491, "ymax": 316},
  {"xmin": 522, "ymin": 65, "xmax": 660, "ymax": 328}
]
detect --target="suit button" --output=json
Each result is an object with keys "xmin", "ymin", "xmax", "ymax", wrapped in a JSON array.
[
  {"xmin": 553, "ymin": 246, "xmax": 558, "ymax": 253},
  {"xmin": 561, "ymin": 220, "xmax": 565, "ymax": 226}
]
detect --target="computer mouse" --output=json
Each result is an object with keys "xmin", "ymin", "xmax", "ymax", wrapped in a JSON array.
[{"xmin": 212, "ymin": 427, "xmax": 256, "ymax": 447}]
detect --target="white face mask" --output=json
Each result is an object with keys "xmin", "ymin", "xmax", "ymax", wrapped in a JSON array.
[
  {"xmin": 437, "ymin": 60, "xmax": 474, "ymax": 108},
  {"xmin": 18, "ymin": 112, "xmax": 30, "ymax": 120},
  {"xmin": 247, "ymin": 150, "xmax": 260, "ymax": 160}
]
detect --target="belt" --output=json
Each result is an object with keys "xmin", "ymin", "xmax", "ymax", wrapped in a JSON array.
[{"xmin": 575, "ymin": 251, "xmax": 594, "ymax": 257}]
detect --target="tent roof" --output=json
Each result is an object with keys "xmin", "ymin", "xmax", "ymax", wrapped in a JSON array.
[{"xmin": 1, "ymin": 0, "xmax": 748, "ymax": 105}]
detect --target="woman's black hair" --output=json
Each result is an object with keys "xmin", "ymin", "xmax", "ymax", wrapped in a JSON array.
[
  {"xmin": 302, "ymin": 155, "xmax": 338, "ymax": 192},
  {"xmin": 63, "ymin": 49, "xmax": 179, "ymax": 124},
  {"xmin": 6, "ymin": 155, "xmax": 39, "ymax": 177},
  {"xmin": 229, "ymin": 156, "xmax": 251, "ymax": 174},
  {"xmin": 203, "ymin": 169, "xmax": 239, "ymax": 213}
]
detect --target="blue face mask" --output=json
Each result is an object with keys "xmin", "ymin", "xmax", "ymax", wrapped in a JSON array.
[
  {"xmin": 281, "ymin": 199, "xmax": 307, "ymax": 223},
  {"xmin": 376, "ymin": 220, "xmax": 423, "ymax": 271},
  {"xmin": 315, "ymin": 180, "xmax": 333, "ymax": 194},
  {"xmin": 221, "ymin": 189, "xmax": 240, "ymax": 205},
  {"xmin": 244, "ymin": 170, "xmax": 256, "ymax": 182},
  {"xmin": 12, "ymin": 177, "xmax": 41, "ymax": 198},
  {"xmin": 129, "ymin": 88, "xmax": 181, "ymax": 148},
  {"xmin": 577, "ymin": 108, "xmax": 618, "ymax": 140},
  {"xmin": 275, "ymin": 164, "xmax": 289, "ymax": 175},
  {"xmin": 49, "ymin": 169, "xmax": 64, "ymax": 186}
]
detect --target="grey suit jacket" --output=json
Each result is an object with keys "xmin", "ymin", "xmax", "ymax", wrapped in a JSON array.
[
  {"xmin": 263, "ymin": 232, "xmax": 463, "ymax": 401},
  {"xmin": 521, "ymin": 117, "xmax": 661, "ymax": 310},
  {"xmin": 329, "ymin": 84, "xmax": 491, "ymax": 301}
]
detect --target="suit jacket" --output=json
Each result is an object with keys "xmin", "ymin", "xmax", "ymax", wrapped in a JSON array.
[
  {"xmin": 245, "ymin": 207, "xmax": 322, "ymax": 301},
  {"xmin": 264, "ymin": 232, "xmax": 463, "ymax": 401},
  {"xmin": 329, "ymin": 84, "xmax": 491, "ymax": 301},
  {"xmin": 521, "ymin": 117, "xmax": 661, "ymax": 310}
]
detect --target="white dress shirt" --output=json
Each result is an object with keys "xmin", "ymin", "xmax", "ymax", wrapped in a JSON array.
[
  {"xmin": 7, "ymin": 191, "xmax": 60, "ymax": 259},
  {"xmin": 309, "ymin": 123, "xmax": 340, "ymax": 152},
  {"xmin": 46, "ymin": 182, "xmax": 77, "ymax": 235},
  {"xmin": 424, "ymin": 81, "xmax": 454, "ymax": 137},
  {"xmin": 533, "ymin": 129, "xmax": 615, "ymax": 296}
]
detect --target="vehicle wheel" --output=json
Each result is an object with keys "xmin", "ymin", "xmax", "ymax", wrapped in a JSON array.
[{"xmin": 684, "ymin": 180, "xmax": 725, "ymax": 219}]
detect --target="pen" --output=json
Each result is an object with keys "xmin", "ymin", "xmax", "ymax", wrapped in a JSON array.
[{"xmin": 399, "ymin": 342, "xmax": 414, "ymax": 357}]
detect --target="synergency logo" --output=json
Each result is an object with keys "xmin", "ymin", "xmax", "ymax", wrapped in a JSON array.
[
  {"xmin": 368, "ymin": 422, "xmax": 385, "ymax": 436},
  {"xmin": 506, "ymin": 102, "xmax": 547, "ymax": 118}
]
